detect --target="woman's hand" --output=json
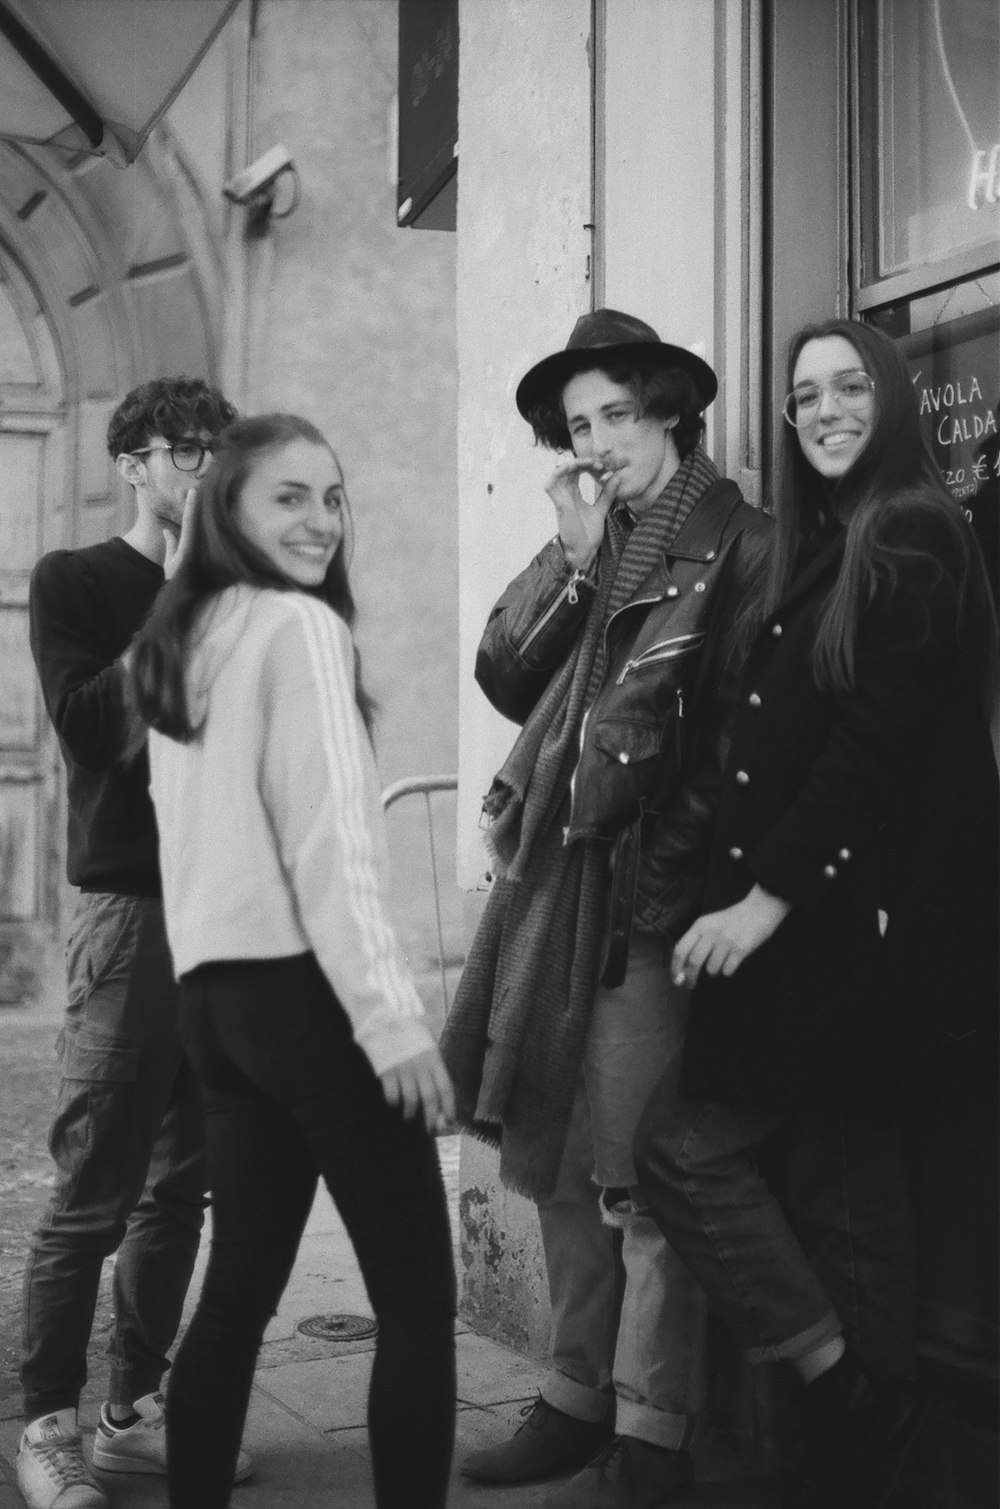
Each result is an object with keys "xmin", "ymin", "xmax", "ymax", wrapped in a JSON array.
[
  {"xmin": 380, "ymin": 1045, "xmax": 456, "ymax": 1135},
  {"xmin": 672, "ymin": 884, "xmax": 791, "ymax": 987},
  {"xmin": 545, "ymin": 457, "xmax": 623, "ymax": 571},
  {"xmin": 163, "ymin": 488, "xmax": 198, "ymax": 580}
]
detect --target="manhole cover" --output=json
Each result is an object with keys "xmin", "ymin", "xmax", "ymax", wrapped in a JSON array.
[{"xmin": 296, "ymin": 1313, "xmax": 378, "ymax": 1342}]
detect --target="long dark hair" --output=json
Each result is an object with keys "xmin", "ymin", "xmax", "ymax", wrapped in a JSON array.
[
  {"xmin": 130, "ymin": 413, "xmax": 376, "ymax": 742},
  {"xmin": 764, "ymin": 318, "xmax": 996, "ymax": 696}
]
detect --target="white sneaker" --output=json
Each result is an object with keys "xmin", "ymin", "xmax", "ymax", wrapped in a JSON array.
[
  {"xmin": 16, "ymin": 1408, "xmax": 107, "ymax": 1509},
  {"xmin": 91, "ymin": 1391, "xmax": 253, "ymax": 1481}
]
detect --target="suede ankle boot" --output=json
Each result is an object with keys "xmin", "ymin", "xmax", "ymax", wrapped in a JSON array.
[
  {"xmin": 542, "ymin": 1434, "xmax": 696, "ymax": 1508},
  {"xmin": 460, "ymin": 1395, "xmax": 612, "ymax": 1484}
]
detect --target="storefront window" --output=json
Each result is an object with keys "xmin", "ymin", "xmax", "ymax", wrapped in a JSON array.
[
  {"xmin": 860, "ymin": 0, "xmax": 999, "ymax": 283},
  {"xmin": 873, "ymin": 273, "xmax": 998, "ymax": 499},
  {"xmin": 871, "ymin": 272, "xmax": 999, "ymax": 592}
]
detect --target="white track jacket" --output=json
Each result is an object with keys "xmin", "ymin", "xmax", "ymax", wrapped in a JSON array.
[{"xmin": 148, "ymin": 584, "xmax": 434, "ymax": 1076}]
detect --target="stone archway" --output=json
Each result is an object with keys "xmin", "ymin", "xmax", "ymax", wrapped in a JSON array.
[{"xmin": 0, "ymin": 128, "xmax": 225, "ymax": 999}]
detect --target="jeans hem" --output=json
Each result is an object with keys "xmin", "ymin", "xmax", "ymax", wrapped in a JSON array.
[
  {"xmin": 543, "ymin": 1371, "xmax": 615, "ymax": 1425},
  {"xmin": 615, "ymin": 1398, "xmax": 692, "ymax": 1451},
  {"xmin": 108, "ymin": 1368, "xmax": 166, "ymax": 1409},
  {"xmin": 22, "ymin": 1397, "xmax": 81, "ymax": 1426},
  {"xmin": 745, "ymin": 1310, "xmax": 842, "ymax": 1366}
]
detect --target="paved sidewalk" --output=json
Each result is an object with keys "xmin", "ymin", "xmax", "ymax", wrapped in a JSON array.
[{"xmin": 0, "ymin": 1132, "xmax": 780, "ymax": 1508}]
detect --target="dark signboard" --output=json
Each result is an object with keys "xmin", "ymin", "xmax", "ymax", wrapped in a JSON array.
[
  {"xmin": 898, "ymin": 303, "xmax": 1000, "ymax": 595},
  {"xmin": 397, "ymin": 0, "xmax": 458, "ymax": 230}
]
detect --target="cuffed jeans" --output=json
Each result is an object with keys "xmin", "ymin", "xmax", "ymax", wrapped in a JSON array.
[
  {"xmin": 634, "ymin": 1092, "xmax": 917, "ymax": 1381},
  {"xmin": 538, "ymin": 933, "xmax": 708, "ymax": 1450},
  {"xmin": 21, "ymin": 892, "xmax": 206, "ymax": 1420},
  {"xmin": 169, "ymin": 954, "xmax": 456, "ymax": 1509}
]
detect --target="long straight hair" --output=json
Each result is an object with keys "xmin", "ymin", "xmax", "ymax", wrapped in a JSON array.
[
  {"xmin": 765, "ymin": 318, "xmax": 996, "ymax": 696},
  {"xmin": 130, "ymin": 413, "xmax": 376, "ymax": 742}
]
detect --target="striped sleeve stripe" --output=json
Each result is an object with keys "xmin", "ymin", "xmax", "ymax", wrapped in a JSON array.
[
  {"xmin": 288, "ymin": 596, "xmax": 421, "ymax": 1021},
  {"xmin": 291, "ymin": 597, "xmax": 419, "ymax": 1017}
]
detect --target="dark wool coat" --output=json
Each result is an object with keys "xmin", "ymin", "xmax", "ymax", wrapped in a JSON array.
[{"xmin": 680, "ymin": 506, "xmax": 1000, "ymax": 1110}]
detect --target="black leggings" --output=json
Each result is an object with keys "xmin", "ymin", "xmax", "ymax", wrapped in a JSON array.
[{"xmin": 167, "ymin": 954, "xmax": 456, "ymax": 1509}]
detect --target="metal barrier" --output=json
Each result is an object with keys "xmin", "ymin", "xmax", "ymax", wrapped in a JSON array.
[{"xmin": 381, "ymin": 774, "xmax": 458, "ymax": 1016}]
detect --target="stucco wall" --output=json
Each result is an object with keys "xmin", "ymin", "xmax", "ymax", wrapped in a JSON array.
[
  {"xmin": 455, "ymin": 0, "xmax": 593, "ymax": 1353},
  {"xmin": 456, "ymin": 0, "xmax": 593, "ymax": 889},
  {"xmin": 601, "ymin": 0, "xmax": 717, "ymax": 436},
  {"xmin": 601, "ymin": 0, "xmax": 755, "ymax": 495},
  {"xmin": 234, "ymin": 0, "xmax": 459, "ymax": 794}
]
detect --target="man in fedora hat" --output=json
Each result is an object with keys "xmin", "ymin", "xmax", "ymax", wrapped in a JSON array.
[{"xmin": 442, "ymin": 310, "xmax": 769, "ymax": 1507}]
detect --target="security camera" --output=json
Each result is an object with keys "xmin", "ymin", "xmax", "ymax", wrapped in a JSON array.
[{"xmin": 223, "ymin": 145, "xmax": 295, "ymax": 205}]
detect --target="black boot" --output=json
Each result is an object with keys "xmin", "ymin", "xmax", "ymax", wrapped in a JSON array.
[{"xmin": 785, "ymin": 1352, "xmax": 930, "ymax": 1509}]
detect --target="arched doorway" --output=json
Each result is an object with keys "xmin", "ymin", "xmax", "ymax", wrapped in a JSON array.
[
  {"xmin": 0, "ymin": 250, "xmax": 65, "ymax": 1000},
  {"xmin": 0, "ymin": 127, "xmax": 225, "ymax": 999}
]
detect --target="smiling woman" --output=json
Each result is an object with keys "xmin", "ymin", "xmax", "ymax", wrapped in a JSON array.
[
  {"xmin": 786, "ymin": 334, "xmax": 878, "ymax": 480},
  {"xmin": 635, "ymin": 317, "xmax": 999, "ymax": 1504},
  {"xmin": 126, "ymin": 413, "xmax": 458, "ymax": 1509},
  {"xmin": 233, "ymin": 437, "xmax": 346, "ymax": 589}
]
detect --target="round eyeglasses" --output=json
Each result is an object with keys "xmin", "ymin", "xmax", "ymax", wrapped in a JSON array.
[
  {"xmin": 130, "ymin": 440, "xmax": 214, "ymax": 472},
  {"xmin": 782, "ymin": 372, "xmax": 876, "ymax": 429}
]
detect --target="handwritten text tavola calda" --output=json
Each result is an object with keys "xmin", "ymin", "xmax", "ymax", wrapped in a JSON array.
[{"xmin": 918, "ymin": 375, "xmax": 997, "ymax": 447}]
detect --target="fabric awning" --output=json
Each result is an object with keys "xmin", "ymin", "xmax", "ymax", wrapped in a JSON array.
[{"xmin": 0, "ymin": 0, "xmax": 241, "ymax": 166}]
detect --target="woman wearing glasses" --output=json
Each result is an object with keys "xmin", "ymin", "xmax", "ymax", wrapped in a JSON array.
[
  {"xmin": 635, "ymin": 319, "xmax": 998, "ymax": 1507},
  {"xmin": 129, "ymin": 414, "xmax": 456, "ymax": 1509}
]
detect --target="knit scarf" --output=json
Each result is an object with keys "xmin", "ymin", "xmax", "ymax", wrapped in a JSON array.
[{"xmin": 441, "ymin": 448, "xmax": 721, "ymax": 1200}]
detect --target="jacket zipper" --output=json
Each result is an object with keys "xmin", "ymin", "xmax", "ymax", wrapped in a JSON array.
[
  {"xmin": 567, "ymin": 701, "xmax": 593, "ymax": 837},
  {"xmin": 603, "ymin": 594, "xmax": 660, "ymax": 657},
  {"xmin": 517, "ymin": 568, "xmax": 588, "ymax": 657},
  {"xmin": 615, "ymin": 633, "xmax": 704, "ymax": 684}
]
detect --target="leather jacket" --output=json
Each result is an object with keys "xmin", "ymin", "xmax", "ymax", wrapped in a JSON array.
[{"xmin": 476, "ymin": 478, "xmax": 769, "ymax": 838}]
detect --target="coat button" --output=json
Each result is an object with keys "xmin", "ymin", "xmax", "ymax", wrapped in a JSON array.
[
  {"xmin": 735, "ymin": 770, "xmax": 750, "ymax": 785},
  {"xmin": 694, "ymin": 581, "xmax": 706, "ymax": 592},
  {"xmin": 705, "ymin": 550, "xmax": 717, "ymax": 561},
  {"xmin": 728, "ymin": 846, "xmax": 744, "ymax": 861},
  {"xmin": 771, "ymin": 623, "xmax": 783, "ymax": 637},
  {"xmin": 666, "ymin": 585, "xmax": 680, "ymax": 598},
  {"xmin": 618, "ymin": 751, "xmax": 630, "ymax": 765},
  {"xmin": 838, "ymin": 848, "xmax": 852, "ymax": 862},
  {"xmin": 824, "ymin": 864, "xmax": 837, "ymax": 879},
  {"xmin": 748, "ymin": 692, "xmax": 762, "ymax": 708}
]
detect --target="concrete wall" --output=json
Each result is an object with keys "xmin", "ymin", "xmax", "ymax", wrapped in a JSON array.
[
  {"xmin": 246, "ymin": 0, "xmax": 458, "ymax": 794},
  {"xmin": 169, "ymin": 1, "xmax": 459, "ymax": 793},
  {"xmin": 455, "ymin": 0, "xmax": 592, "ymax": 1352},
  {"xmin": 456, "ymin": 0, "xmax": 593, "ymax": 887},
  {"xmin": 601, "ymin": 1, "xmax": 717, "ymax": 351},
  {"xmin": 601, "ymin": 0, "xmax": 758, "ymax": 497}
]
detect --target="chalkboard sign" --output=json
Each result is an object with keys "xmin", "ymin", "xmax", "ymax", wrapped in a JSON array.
[
  {"xmin": 397, "ymin": 0, "xmax": 458, "ymax": 231},
  {"xmin": 898, "ymin": 304, "xmax": 1000, "ymax": 599}
]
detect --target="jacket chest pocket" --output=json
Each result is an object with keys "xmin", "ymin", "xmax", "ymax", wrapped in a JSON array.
[
  {"xmin": 588, "ymin": 700, "xmax": 685, "ymax": 834},
  {"xmin": 593, "ymin": 714, "xmax": 670, "ymax": 769}
]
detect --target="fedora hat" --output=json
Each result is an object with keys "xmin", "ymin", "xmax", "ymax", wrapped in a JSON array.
[{"xmin": 515, "ymin": 308, "xmax": 718, "ymax": 420}]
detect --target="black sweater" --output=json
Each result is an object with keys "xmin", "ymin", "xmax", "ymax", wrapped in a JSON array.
[{"xmin": 29, "ymin": 538, "xmax": 164, "ymax": 895}]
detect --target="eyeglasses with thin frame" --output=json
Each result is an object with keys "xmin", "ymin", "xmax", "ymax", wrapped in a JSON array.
[
  {"xmin": 782, "ymin": 371, "xmax": 876, "ymax": 429},
  {"xmin": 130, "ymin": 439, "xmax": 214, "ymax": 472}
]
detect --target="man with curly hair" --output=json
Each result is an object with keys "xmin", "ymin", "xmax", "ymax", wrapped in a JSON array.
[{"xmin": 16, "ymin": 378, "xmax": 247, "ymax": 1509}]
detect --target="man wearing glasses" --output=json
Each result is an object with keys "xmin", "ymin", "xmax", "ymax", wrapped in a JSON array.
[{"xmin": 17, "ymin": 379, "xmax": 242, "ymax": 1509}]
